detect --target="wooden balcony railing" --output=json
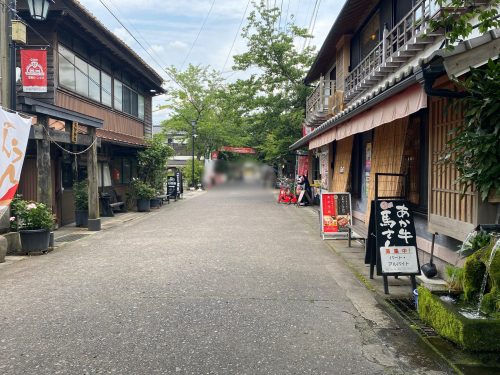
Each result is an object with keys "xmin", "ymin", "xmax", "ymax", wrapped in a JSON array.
[
  {"xmin": 344, "ymin": 0, "xmax": 440, "ymax": 102},
  {"xmin": 305, "ymin": 77, "xmax": 335, "ymax": 123}
]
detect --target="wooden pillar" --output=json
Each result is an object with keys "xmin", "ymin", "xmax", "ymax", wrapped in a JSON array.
[
  {"xmin": 87, "ymin": 127, "xmax": 100, "ymax": 231},
  {"xmin": 36, "ymin": 115, "xmax": 52, "ymax": 208}
]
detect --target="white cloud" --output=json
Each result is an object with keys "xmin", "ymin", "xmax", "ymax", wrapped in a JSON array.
[
  {"xmin": 168, "ymin": 41, "xmax": 188, "ymax": 50},
  {"xmin": 112, "ymin": 27, "xmax": 134, "ymax": 45},
  {"xmin": 148, "ymin": 44, "xmax": 165, "ymax": 54}
]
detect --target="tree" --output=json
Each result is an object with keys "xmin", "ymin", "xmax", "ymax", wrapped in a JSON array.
[
  {"xmin": 137, "ymin": 134, "xmax": 174, "ymax": 192},
  {"xmin": 160, "ymin": 64, "xmax": 227, "ymax": 159},
  {"xmin": 430, "ymin": 0, "xmax": 500, "ymax": 48},
  {"xmin": 229, "ymin": 0, "xmax": 315, "ymax": 167},
  {"xmin": 430, "ymin": 1, "xmax": 500, "ymax": 201}
]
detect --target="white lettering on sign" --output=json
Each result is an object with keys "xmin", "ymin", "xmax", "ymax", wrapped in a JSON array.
[{"xmin": 380, "ymin": 246, "xmax": 419, "ymax": 273}]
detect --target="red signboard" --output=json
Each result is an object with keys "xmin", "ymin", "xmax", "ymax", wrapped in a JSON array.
[
  {"xmin": 219, "ymin": 146, "xmax": 256, "ymax": 154},
  {"xmin": 297, "ymin": 155, "xmax": 309, "ymax": 177},
  {"xmin": 320, "ymin": 192, "xmax": 352, "ymax": 238},
  {"xmin": 21, "ymin": 49, "xmax": 47, "ymax": 93}
]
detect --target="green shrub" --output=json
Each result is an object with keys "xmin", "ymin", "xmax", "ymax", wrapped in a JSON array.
[{"xmin": 73, "ymin": 180, "xmax": 88, "ymax": 210}]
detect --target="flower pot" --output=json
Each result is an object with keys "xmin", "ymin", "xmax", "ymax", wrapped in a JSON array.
[
  {"xmin": 19, "ymin": 229, "xmax": 50, "ymax": 253},
  {"xmin": 75, "ymin": 209, "xmax": 89, "ymax": 227},
  {"xmin": 137, "ymin": 198, "xmax": 151, "ymax": 212},
  {"xmin": 150, "ymin": 198, "xmax": 161, "ymax": 209}
]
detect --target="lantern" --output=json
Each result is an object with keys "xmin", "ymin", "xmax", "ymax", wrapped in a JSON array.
[{"xmin": 27, "ymin": 0, "xmax": 54, "ymax": 21}]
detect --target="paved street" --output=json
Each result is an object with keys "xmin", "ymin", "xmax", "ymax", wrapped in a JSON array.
[{"xmin": 0, "ymin": 185, "xmax": 452, "ymax": 374}]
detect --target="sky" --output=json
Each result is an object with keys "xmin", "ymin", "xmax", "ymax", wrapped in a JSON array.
[{"xmin": 77, "ymin": 0, "xmax": 344, "ymax": 125}]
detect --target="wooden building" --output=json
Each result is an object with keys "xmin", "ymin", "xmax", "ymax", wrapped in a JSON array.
[
  {"xmin": 290, "ymin": 0, "xmax": 499, "ymax": 268},
  {"xmin": 15, "ymin": 0, "xmax": 164, "ymax": 227}
]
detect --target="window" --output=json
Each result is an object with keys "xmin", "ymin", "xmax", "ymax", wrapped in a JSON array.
[
  {"xmin": 58, "ymin": 43, "xmax": 147, "ymax": 119},
  {"xmin": 110, "ymin": 157, "xmax": 134, "ymax": 184},
  {"xmin": 88, "ymin": 65, "xmax": 100, "ymax": 102},
  {"xmin": 59, "ymin": 45, "xmax": 76, "ymax": 91},
  {"xmin": 114, "ymin": 79, "xmax": 123, "ymax": 111},
  {"xmin": 98, "ymin": 162, "xmax": 112, "ymax": 188},
  {"xmin": 75, "ymin": 56, "xmax": 89, "ymax": 97},
  {"xmin": 138, "ymin": 95, "xmax": 144, "ymax": 120},
  {"xmin": 101, "ymin": 72, "xmax": 112, "ymax": 107},
  {"xmin": 360, "ymin": 10, "xmax": 380, "ymax": 60}
]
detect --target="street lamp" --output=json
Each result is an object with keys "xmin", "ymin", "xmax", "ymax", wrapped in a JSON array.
[
  {"xmin": 4, "ymin": 0, "xmax": 54, "ymax": 109},
  {"xmin": 26, "ymin": 0, "xmax": 54, "ymax": 21},
  {"xmin": 190, "ymin": 120, "xmax": 197, "ymax": 189}
]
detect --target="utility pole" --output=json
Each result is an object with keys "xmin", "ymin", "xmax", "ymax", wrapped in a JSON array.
[
  {"xmin": 0, "ymin": 0, "xmax": 12, "ymax": 109},
  {"xmin": 191, "ymin": 120, "xmax": 196, "ymax": 188}
]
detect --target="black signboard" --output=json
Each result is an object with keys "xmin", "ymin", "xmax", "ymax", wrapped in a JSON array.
[
  {"xmin": 366, "ymin": 199, "xmax": 420, "ymax": 294},
  {"xmin": 167, "ymin": 175, "xmax": 177, "ymax": 198},
  {"xmin": 176, "ymin": 170, "xmax": 183, "ymax": 196}
]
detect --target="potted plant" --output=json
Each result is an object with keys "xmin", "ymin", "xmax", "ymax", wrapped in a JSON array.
[
  {"xmin": 131, "ymin": 179, "xmax": 156, "ymax": 212},
  {"xmin": 13, "ymin": 200, "xmax": 54, "ymax": 253},
  {"xmin": 73, "ymin": 180, "xmax": 88, "ymax": 227}
]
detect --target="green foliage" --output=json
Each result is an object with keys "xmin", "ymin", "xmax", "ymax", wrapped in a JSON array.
[
  {"xmin": 445, "ymin": 265, "xmax": 465, "ymax": 291},
  {"xmin": 138, "ymin": 134, "xmax": 173, "ymax": 192},
  {"xmin": 231, "ymin": 0, "xmax": 315, "ymax": 165},
  {"xmin": 443, "ymin": 59, "xmax": 500, "ymax": 200},
  {"xmin": 131, "ymin": 179, "xmax": 156, "ymax": 200},
  {"xmin": 73, "ymin": 180, "xmax": 88, "ymax": 211},
  {"xmin": 160, "ymin": 65, "xmax": 227, "ymax": 158},
  {"xmin": 461, "ymin": 230, "xmax": 492, "ymax": 257},
  {"xmin": 11, "ymin": 199, "xmax": 54, "ymax": 231},
  {"xmin": 429, "ymin": 0, "xmax": 500, "ymax": 48},
  {"xmin": 418, "ymin": 286, "xmax": 500, "ymax": 351},
  {"xmin": 182, "ymin": 159, "xmax": 204, "ymax": 186}
]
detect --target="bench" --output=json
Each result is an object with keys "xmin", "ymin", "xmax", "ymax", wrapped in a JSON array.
[
  {"xmin": 155, "ymin": 194, "xmax": 170, "ymax": 205},
  {"xmin": 100, "ymin": 189, "xmax": 125, "ymax": 217},
  {"xmin": 347, "ymin": 223, "xmax": 368, "ymax": 247}
]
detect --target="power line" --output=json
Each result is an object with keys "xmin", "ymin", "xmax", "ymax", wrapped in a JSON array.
[
  {"xmin": 221, "ymin": 0, "xmax": 251, "ymax": 73},
  {"xmin": 97, "ymin": 0, "xmax": 188, "ymax": 92},
  {"xmin": 180, "ymin": 0, "xmax": 217, "ymax": 70},
  {"xmin": 301, "ymin": 0, "xmax": 319, "ymax": 51},
  {"xmin": 307, "ymin": 0, "xmax": 322, "ymax": 49}
]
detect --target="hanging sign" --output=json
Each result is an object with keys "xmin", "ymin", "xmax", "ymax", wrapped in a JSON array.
[
  {"xmin": 320, "ymin": 192, "xmax": 352, "ymax": 240},
  {"xmin": 297, "ymin": 155, "xmax": 309, "ymax": 177},
  {"xmin": 374, "ymin": 199, "xmax": 420, "ymax": 275},
  {"xmin": 71, "ymin": 121, "xmax": 79, "ymax": 143},
  {"xmin": 219, "ymin": 146, "xmax": 256, "ymax": 154},
  {"xmin": 0, "ymin": 108, "xmax": 32, "ymax": 218},
  {"xmin": 20, "ymin": 49, "xmax": 47, "ymax": 93}
]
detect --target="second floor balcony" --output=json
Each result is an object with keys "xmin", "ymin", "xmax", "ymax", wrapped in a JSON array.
[{"xmin": 305, "ymin": 77, "xmax": 335, "ymax": 126}]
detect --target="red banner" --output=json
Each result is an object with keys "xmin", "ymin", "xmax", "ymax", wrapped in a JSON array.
[
  {"xmin": 21, "ymin": 49, "xmax": 47, "ymax": 93},
  {"xmin": 219, "ymin": 146, "xmax": 256, "ymax": 154},
  {"xmin": 297, "ymin": 155, "xmax": 309, "ymax": 177}
]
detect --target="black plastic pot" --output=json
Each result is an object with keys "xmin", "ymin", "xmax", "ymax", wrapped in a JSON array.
[
  {"xmin": 19, "ymin": 229, "xmax": 50, "ymax": 253},
  {"xmin": 150, "ymin": 198, "xmax": 161, "ymax": 209},
  {"xmin": 137, "ymin": 198, "xmax": 151, "ymax": 212},
  {"xmin": 75, "ymin": 209, "xmax": 89, "ymax": 227}
]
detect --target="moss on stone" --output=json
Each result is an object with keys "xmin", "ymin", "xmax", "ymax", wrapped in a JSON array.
[
  {"xmin": 417, "ymin": 287, "xmax": 500, "ymax": 351},
  {"xmin": 463, "ymin": 253, "xmax": 486, "ymax": 302}
]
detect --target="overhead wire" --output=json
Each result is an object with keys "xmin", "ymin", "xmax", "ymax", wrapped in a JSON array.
[
  {"xmin": 180, "ymin": 0, "xmax": 217, "ymax": 70},
  {"xmin": 301, "ymin": 0, "xmax": 319, "ymax": 51},
  {"xmin": 221, "ymin": 0, "xmax": 251, "ymax": 74}
]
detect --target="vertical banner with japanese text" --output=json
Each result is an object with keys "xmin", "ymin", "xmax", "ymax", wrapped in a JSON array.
[
  {"xmin": 320, "ymin": 192, "xmax": 352, "ymax": 239},
  {"xmin": 297, "ymin": 155, "xmax": 309, "ymax": 177},
  {"xmin": 21, "ymin": 49, "xmax": 48, "ymax": 93},
  {"xmin": 0, "ymin": 108, "xmax": 32, "ymax": 217}
]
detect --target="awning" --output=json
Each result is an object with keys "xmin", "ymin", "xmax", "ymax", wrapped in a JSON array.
[{"xmin": 309, "ymin": 84, "xmax": 426, "ymax": 150}]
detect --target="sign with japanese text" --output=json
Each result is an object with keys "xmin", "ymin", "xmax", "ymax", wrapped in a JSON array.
[
  {"xmin": 219, "ymin": 146, "xmax": 256, "ymax": 154},
  {"xmin": 167, "ymin": 175, "xmax": 177, "ymax": 197},
  {"xmin": 375, "ymin": 199, "xmax": 420, "ymax": 275},
  {"xmin": 297, "ymin": 155, "xmax": 309, "ymax": 177},
  {"xmin": 320, "ymin": 192, "xmax": 352, "ymax": 239},
  {"xmin": 20, "ymin": 49, "xmax": 47, "ymax": 93},
  {"xmin": 0, "ymin": 108, "xmax": 32, "ymax": 220},
  {"xmin": 71, "ymin": 121, "xmax": 79, "ymax": 144}
]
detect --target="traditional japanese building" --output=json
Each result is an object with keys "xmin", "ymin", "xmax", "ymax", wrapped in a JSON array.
[
  {"xmin": 14, "ymin": 0, "xmax": 164, "ymax": 227},
  {"xmin": 290, "ymin": 0, "xmax": 499, "ymax": 269}
]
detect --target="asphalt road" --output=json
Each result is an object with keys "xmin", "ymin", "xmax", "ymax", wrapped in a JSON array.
[{"xmin": 0, "ymin": 184, "xmax": 452, "ymax": 374}]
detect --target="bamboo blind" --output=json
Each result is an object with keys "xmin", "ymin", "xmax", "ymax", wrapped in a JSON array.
[
  {"xmin": 332, "ymin": 136, "xmax": 354, "ymax": 192},
  {"xmin": 429, "ymin": 96, "xmax": 475, "ymax": 224},
  {"xmin": 365, "ymin": 117, "xmax": 409, "ymax": 222}
]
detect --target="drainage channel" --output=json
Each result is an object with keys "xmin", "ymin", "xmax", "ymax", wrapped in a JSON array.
[
  {"xmin": 386, "ymin": 297, "xmax": 438, "ymax": 338},
  {"xmin": 55, "ymin": 233, "xmax": 93, "ymax": 243}
]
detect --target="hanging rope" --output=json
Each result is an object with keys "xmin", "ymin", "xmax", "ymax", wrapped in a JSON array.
[{"xmin": 42, "ymin": 126, "xmax": 97, "ymax": 155}]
